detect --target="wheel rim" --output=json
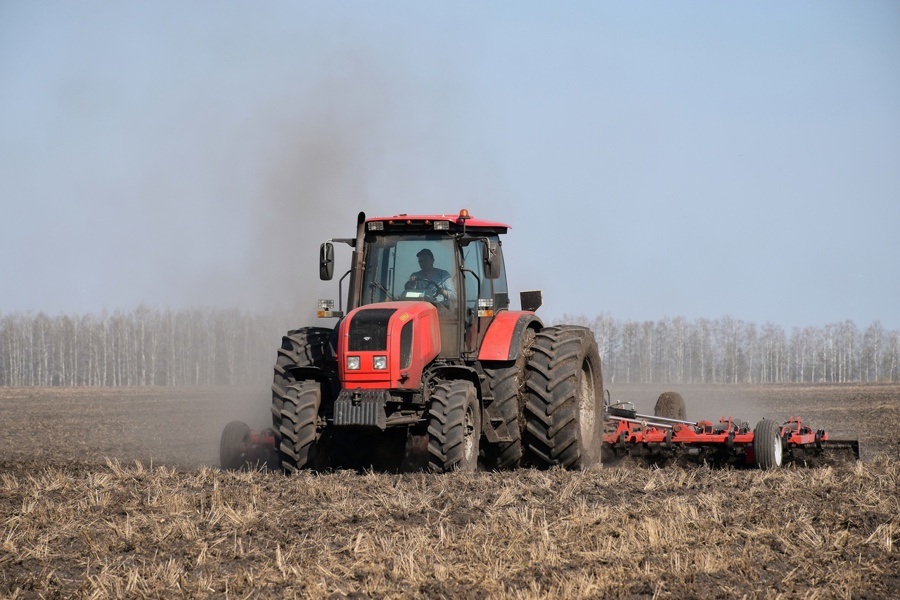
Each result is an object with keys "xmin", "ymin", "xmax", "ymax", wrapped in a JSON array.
[
  {"xmin": 463, "ymin": 403, "xmax": 477, "ymax": 464},
  {"xmin": 579, "ymin": 360, "xmax": 596, "ymax": 445},
  {"xmin": 773, "ymin": 431, "xmax": 783, "ymax": 467}
]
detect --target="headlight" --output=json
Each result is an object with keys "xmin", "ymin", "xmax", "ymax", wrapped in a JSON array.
[
  {"xmin": 347, "ymin": 356, "xmax": 360, "ymax": 370},
  {"xmin": 373, "ymin": 356, "xmax": 387, "ymax": 370}
]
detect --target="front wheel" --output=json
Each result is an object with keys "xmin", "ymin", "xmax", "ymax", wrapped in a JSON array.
[{"xmin": 427, "ymin": 380, "xmax": 481, "ymax": 472}]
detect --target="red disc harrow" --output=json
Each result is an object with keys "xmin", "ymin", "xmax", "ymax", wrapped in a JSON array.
[{"xmin": 602, "ymin": 402, "xmax": 860, "ymax": 469}]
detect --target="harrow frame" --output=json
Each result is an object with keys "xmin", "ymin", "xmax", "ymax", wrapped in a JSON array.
[{"xmin": 602, "ymin": 402, "xmax": 860, "ymax": 469}]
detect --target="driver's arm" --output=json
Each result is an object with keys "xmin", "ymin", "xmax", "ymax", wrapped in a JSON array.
[{"xmin": 437, "ymin": 272, "xmax": 456, "ymax": 307}]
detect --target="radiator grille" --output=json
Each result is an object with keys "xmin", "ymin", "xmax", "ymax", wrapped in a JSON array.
[{"xmin": 348, "ymin": 308, "xmax": 396, "ymax": 351}]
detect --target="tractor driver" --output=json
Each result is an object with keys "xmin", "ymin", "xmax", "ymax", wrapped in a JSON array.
[{"xmin": 405, "ymin": 248, "xmax": 456, "ymax": 309}]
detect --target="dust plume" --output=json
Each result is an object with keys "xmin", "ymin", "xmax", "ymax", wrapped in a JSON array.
[
  {"xmin": 192, "ymin": 62, "xmax": 402, "ymax": 322},
  {"xmin": 145, "ymin": 60, "xmax": 410, "ymax": 454}
]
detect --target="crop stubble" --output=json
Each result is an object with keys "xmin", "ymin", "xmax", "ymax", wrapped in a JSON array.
[{"xmin": 0, "ymin": 384, "xmax": 898, "ymax": 599}]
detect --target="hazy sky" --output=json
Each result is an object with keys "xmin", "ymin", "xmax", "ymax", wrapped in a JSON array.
[{"xmin": 2, "ymin": 2, "xmax": 898, "ymax": 329}]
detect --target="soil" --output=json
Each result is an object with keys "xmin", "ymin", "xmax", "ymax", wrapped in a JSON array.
[{"xmin": 0, "ymin": 384, "xmax": 898, "ymax": 599}]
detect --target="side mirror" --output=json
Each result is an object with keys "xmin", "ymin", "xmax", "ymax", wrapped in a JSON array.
[
  {"xmin": 520, "ymin": 290, "xmax": 542, "ymax": 312},
  {"xmin": 319, "ymin": 242, "xmax": 335, "ymax": 281},
  {"xmin": 483, "ymin": 240, "xmax": 502, "ymax": 280}
]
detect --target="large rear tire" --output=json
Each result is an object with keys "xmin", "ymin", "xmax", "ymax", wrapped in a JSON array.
[
  {"xmin": 754, "ymin": 419, "xmax": 784, "ymax": 469},
  {"xmin": 523, "ymin": 326, "xmax": 603, "ymax": 469},
  {"xmin": 427, "ymin": 380, "xmax": 481, "ymax": 473},
  {"xmin": 279, "ymin": 381, "xmax": 326, "ymax": 472}
]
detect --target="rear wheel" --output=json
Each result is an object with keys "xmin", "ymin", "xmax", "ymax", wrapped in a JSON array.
[
  {"xmin": 279, "ymin": 381, "xmax": 326, "ymax": 472},
  {"xmin": 220, "ymin": 421, "xmax": 250, "ymax": 470},
  {"xmin": 524, "ymin": 326, "xmax": 603, "ymax": 469},
  {"xmin": 427, "ymin": 380, "xmax": 481, "ymax": 472},
  {"xmin": 754, "ymin": 419, "xmax": 784, "ymax": 469}
]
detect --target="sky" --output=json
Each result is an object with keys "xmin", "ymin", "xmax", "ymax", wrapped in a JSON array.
[{"xmin": 1, "ymin": 1, "xmax": 898, "ymax": 330}]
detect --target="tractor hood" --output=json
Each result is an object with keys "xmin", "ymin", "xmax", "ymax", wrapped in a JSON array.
[{"xmin": 337, "ymin": 301, "xmax": 441, "ymax": 390}]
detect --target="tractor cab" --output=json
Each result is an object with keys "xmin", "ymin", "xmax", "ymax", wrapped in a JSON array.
[{"xmin": 319, "ymin": 210, "xmax": 516, "ymax": 360}]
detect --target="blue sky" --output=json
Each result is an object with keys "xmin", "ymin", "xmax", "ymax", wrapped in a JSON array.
[{"xmin": 1, "ymin": 2, "xmax": 898, "ymax": 329}]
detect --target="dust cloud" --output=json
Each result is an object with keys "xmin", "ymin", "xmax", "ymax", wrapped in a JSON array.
[
  {"xmin": 186, "ymin": 64, "xmax": 401, "ymax": 322},
  {"xmin": 145, "ymin": 61, "xmax": 409, "ymax": 460}
]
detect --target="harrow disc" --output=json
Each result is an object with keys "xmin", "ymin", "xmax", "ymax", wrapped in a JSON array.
[{"xmin": 788, "ymin": 438, "xmax": 861, "ymax": 467}]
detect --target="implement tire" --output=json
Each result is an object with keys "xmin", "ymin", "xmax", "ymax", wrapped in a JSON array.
[
  {"xmin": 427, "ymin": 380, "xmax": 481, "ymax": 473},
  {"xmin": 279, "ymin": 381, "xmax": 326, "ymax": 472},
  {"xmin": 754, "ymin": 419, "xmax": 784, "ymax": 470},
  {"xmin": 523, "ymin": 326, "xmax": 603, "ymax": 469},
  {"xmin": 220, "ymin": 421, "xmax": 250, "ymax": 470},
  {"xmin": 654, "ymin": 392, "xmax": 686, "ymax": 420}
]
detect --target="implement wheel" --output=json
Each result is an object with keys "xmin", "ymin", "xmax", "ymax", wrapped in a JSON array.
[
  {"xmin": 654, "ymin": 391, "xmax": 686, "ymax": 420},
  {"xmin": 523, "ymin": 326, "xmax": 603, "ymax": 469},
  {"xmin": 220, "ymin": 421, "xmax": 250, "ymax": 470},
  {"xmin": 427, "ymin": 380, "xmax": 481, "ymax": 472},
  {"xmin": 754, "ymin": 419, "xmax": 784, "ymax": 469}
]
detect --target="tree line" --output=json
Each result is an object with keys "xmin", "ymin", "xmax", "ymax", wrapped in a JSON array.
[
  {"xmin": 1, "ymin": 307, "xmax": 898, "ymax": 387},
  {"xmin": 559, "ymin": 313, "xmax": 900, "ymax": 384},
  {"xmin": 0, "ymin": 307, "xmax": 290, "ymax": 387}
]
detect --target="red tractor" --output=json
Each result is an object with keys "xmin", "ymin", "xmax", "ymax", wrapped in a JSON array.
[{"xmin": 221, "ymin": 209, "xmax": 604, "ymax": 472}]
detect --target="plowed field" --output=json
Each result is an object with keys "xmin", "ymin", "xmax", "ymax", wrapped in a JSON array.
[{"xmin": 1, "ymin": 384, "xmax": 898, "ymax": 599}]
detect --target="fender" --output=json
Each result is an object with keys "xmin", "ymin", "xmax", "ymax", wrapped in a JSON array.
[{"xmin": 478, "ymin": 311, "xmax": 542, "ymax": 362}]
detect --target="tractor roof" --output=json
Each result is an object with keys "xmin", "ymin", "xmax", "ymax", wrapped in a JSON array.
[{"xmin": 365, "ymin": 209, "xmax": 510, "ymax": 234}]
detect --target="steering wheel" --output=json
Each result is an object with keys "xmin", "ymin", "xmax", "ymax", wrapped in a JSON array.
[
  {"xmin": 419, "ymin": 278, "xmax": 443, "ymax": 301},
  {"xmin": 406, "ymin": 278, "xmax": 448, "ymax": 307}
]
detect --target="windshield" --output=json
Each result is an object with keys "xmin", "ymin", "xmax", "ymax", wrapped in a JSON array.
[
  {"xmin": 362, "ymin": 234, "xmax": 459, "ymax": 308},
  {"xmin": 360, "ymin": 232, "xmax": 509, "ymax": 358}
]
